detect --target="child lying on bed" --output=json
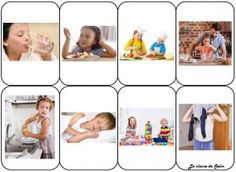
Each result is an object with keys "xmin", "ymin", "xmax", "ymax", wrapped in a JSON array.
[{"xmin": 62, "ymin": 112, "xmax": 116, "ymax": 143}]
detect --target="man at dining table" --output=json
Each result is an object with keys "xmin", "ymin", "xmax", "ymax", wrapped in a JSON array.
[{"xmin": 189, "ymin": 22, "xmax": 231, "ymax": 64}]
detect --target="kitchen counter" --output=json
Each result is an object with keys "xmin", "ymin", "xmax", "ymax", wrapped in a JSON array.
[
  {"xmin": 5, "ymin": 148, "xmax": 42, "ymax": 159},
  {"xmin": 5, "ymin": 139, "xmax": 42, "ymax": 159},
  {"xmin": 179, "ymin": 54, "xmax": 232, "ymax": 66}
]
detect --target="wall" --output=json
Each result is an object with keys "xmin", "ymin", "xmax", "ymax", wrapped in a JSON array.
[
  {"xmin": 29, "ymin": 23, "xmax": 59, "ymax": 58},
  {"xmin": 179, "ymin": 21, "xmax": 232, "ymax": 55},
  {"xmin": 179, "ymin": 104, "xmax": 193, "ymax": 147},
  {"xmin": 119, "ymin": 108, "xmax": 174, "ymax": 138},
  {"xmin": 179, "ymin": 104, "xmax": 232, "ymax": 148},
  {"xmin": 5, "ymin": 102, "xmax": 55, "ymax": 143}
]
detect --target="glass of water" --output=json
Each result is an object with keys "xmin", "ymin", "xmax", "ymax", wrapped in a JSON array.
[{"xmin": 29, "ymin": 32, "xmax": 54, "ymax": 54}]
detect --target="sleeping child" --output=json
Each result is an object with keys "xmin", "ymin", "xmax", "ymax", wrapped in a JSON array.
[{"xmin": 62, "ymin": 112, "xmax": 116, "ymax": 143}]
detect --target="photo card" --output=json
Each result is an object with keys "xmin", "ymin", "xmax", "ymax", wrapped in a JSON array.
[
  {"xmin": 60, "ymin": 86, "xmax": 117, "ymax": 170},
  {"xmin": 118, "ymin": 87, "xmax": 175, "ymax": 169},
  {"xmin": 177, "ymin": 86, "xmax": 234, "ymax": 170}
]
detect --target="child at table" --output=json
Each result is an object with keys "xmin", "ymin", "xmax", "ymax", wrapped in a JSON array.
[
  {"xmin": 62, "ymin": 26, "xmax": 116, "ymax": 59},
  {"xmin": 195, "ymin": 34, "xmax": 216, "ymax": 61},
  {"xmin": 147, "ymin": 32, "xmax": 167, "ymax": 57},
  {"xmin": 124, "ymin": 27, "xmax": 147, "ymax": 57}
]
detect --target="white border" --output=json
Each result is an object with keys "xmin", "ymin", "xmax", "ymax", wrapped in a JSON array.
[
  {"xmin": 118, "ymin": 2, "xmax": 175, "ymax": 85},
  {"xmin": 177, "ymin": 2, "xmax": 234, "ymax": 85},
  {"xmin": 118, "ymin": 87, "xmax": 175, "ymax": 169},
  {"xmin": 1, "ymin": 2, "xmax": 59, "ymax": 85},
  {"xmin": 177, "ymin": 86, "xmax": 234, "ymax": 170},
  {"xmin": 60, "ymin": 2, "xmax": 117, "ymax": 85},
  {"xmin": 1, "ymin": 86, "xmax": 59, "ymax": 170},
  {"xmin": 60, "ymin": 86, "xmax": 117, "ymax": 169}
]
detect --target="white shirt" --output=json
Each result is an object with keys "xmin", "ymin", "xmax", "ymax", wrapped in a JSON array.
[
  {"xmin": 62, "ymin": 117, "xmax": 88, "ymax": 141},
  {"xmin": 195, "ymin": 115, "xmax": 214, "ymax": 142},
  {"xmin": 34, "ymin": 115, "xmax": 52, "ymax": 135},
  {"xmin": 2, "ymin": 50, "xmax": 57, "ymax": 61}
]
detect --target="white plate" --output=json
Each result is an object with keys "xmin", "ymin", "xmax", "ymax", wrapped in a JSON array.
[{"xmin": 21, "ymin": 137, "xmax": 38, "ymax": 144}]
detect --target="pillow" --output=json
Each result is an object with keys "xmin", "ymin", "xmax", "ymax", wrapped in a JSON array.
[
  {"xmin": 61, "ymin": 115, "xmax": 72, "ymax": 132},
  {"xmin": 81, "ymin": 129, "xmax": 116, "ymax": 143}
]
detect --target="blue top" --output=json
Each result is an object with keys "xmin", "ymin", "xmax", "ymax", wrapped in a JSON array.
[
  {"xmin": 197, "ymin": 31, "xmax": 226, "ymax": 57},
  {"xmin": 149, "ymin": 42, "xmax": 166, "ymax": 54},
  {"xmin": 71, "ymin": 46, "xmax": 104, "ymax": 57}
]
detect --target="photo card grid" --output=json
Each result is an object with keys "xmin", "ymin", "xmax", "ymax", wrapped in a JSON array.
[
  {"xmin": 118, "ymin": 87, "xmax": 175, "ymax": 170},
  {"xmin": 1, "ymin": 86, "xmax": 59, "ymax": 170},
  {"xmin": 1, "ymin": 2, "xmax": 59, "ymax": 85},
  {"xmin": 0, "ymin": 1, "xmax": 235, "ymax": 171},
  {"xmin": 177, "ymin": 86, "xmax": 234, "ymax": 170},
  {"xmin": 60, "ymin": 87, "xmax": 117, "ymax": 170},
  {"xmin": 1, "ymin": 1, "xmax": 234, "ymax": 85}
]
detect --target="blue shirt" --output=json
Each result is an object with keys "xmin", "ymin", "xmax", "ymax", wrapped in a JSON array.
[
  {"xmin": 71, "ymin": 46, "xmax": 104, "ymax": 57},
  {"xmin": 149, "ymin": 42, "xmax": 166, "ymax": 54},
  {"xmin": 197, "ymin": 32, "xmax": 226, "ymax": 57}
]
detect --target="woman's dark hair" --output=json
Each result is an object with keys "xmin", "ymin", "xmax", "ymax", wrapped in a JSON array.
[
  {"xmin": 77, "ymin": 26, "xmax": 102, "ymax": 50},
  {"xmin": 3, "ymin": 23, "xmax": 13, "ymax": 54},
  {"xmin": 211, "ymin": 22, "xmax": 222, "ymax": 31}
]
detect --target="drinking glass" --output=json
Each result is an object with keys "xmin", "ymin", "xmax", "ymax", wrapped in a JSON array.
[{"xmin": 29, "ymin": 32, "xmax": 54, "ymax": 54}]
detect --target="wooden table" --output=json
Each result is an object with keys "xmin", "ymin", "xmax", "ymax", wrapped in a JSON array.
[
  {"xmin": 63, "ymin": 57, "xmax": 116, "ymax": 61},
  {"xmin": 120, "ymin": 55, "xmax": 174, "ymax": 61},
  {"xmin": 179, "ymin": 54, "xmax": 232, "ymax": 66}
]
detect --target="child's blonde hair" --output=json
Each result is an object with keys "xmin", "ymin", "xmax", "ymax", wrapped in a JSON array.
[
  {"xmin": 36, "ymin": 96, "xmax": 53, "ymax": 111},
  {"xmin": 160, "ymin": 118, "xmax": 168, "ymax": 124},
  {"xmin": 95, "ymin": 112, "xmax": 116, "ymax": 130}
]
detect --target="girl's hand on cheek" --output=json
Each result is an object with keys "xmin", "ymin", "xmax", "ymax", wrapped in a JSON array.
[
  {"xmin": 64, "ymin": 28, "xmax": 71, "ymax": 39},
  {"xmin": 98, "ymin": 38, "xmax": 105, "ymax": 46}
]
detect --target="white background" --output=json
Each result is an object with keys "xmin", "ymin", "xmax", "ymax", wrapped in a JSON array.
[
  {"xmin": 177, "ymin": 87, "xmax": 234, "ymax": 170},
  {"xmin": 119, "ymin": 87, "xmax": 175, "ymax": 169},
  {"xmin": 60, "ymin": 2, "xmax": 117, "ymax": 85},
  {"xmin": 1, "ymin": 86, "xmax": 59, "ymax": 170},
  {"xmin": 60, "ymin": 87, "xmax": 117, "ymax": 169},
  {"xmin": 1, "ymin": 2, "xmax": 59, "ymax": 85},
  {"xmin": 119, "ymin": 108, "xmax": 174, "ymax": 136},
  {"xmin": 177, "ymin": 2, "xmax": 234, "ymax": 85},
  {"xmin": 119, "ymin": 2, "xmax": 176, "ymax": 85},
  {"xmin": 0, "ymin": 0, "xmax": 235, "ymax": 172}
]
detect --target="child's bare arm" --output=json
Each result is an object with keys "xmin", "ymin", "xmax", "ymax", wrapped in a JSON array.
[
  {"xmin": 182, "ymin": 105, "xmax": 194, "ymax": 123},
  {"xmin": 68, "ymin": 112, "xmax": 85, "ymax": 127},
  {"xmin": 64, "ymin": 125, "xmax": 83, "ymax": 136},
  {"xmin": 22, "ymin": 114, "xmax": 37, "ymax": 130},
  {"xmin": 99, "ymin": 39, "xmax": 116, "ymax": 58},
  {"xmin": 63, "ymin": 112, "xmax": 86, "ymax": 136},
  {"xmin": 194, "ymin": 45, "xmax": 203, "ymax": 51},
  {"xmin": 67, "ymin": 130, "xmax": 99, "ymax": 143},
  {"xmin": 23, "ymin": 118, "xmax": 50, "ymax": 139},
  {"xmin": 209, "ymin": 44, "xmax": 217, "ymax": 51},
  {"xmin": 212, "ymin": 104, "xmax": 228, "ymax": 122},
  {"xmin": 62, "ymin": 28, "xmax": 74, "ymax": 59}
]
